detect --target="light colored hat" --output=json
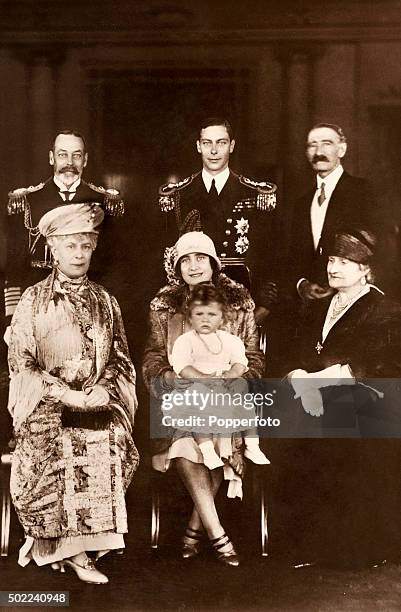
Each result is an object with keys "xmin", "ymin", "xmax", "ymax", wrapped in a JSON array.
[
  {"xmin": 38, "ymin": 203, "xmax": 104, "ymax": 237},
  {"xmin": 173, "ymin": 231, "xmax": 221, "ymax": 271}
]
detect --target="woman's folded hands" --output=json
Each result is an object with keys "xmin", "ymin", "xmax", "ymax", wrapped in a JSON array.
[
  {"xmin": 84, "ymin": 385, "xmax": 110, "ymax": 408},
  {"xmin": 61, "ymin": 385, "xmax": 110, "ymax": 410},
  {"xmin": 288, "ymin": 365, "xmax": 355, "ymax": 417}
]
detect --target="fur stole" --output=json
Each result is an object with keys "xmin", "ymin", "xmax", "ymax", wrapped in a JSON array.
[{"xmin": 150, "ymin": 273, "xmax": 255, "ymax": 314}]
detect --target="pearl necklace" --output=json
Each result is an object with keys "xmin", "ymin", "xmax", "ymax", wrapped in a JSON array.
[
  {"xmin": 329, "ymin": 286, "xmax": 367, "ymax": 321},
  {"xmin": 195, "ymin": 331, "xmax": 223, "ymax": 355}
]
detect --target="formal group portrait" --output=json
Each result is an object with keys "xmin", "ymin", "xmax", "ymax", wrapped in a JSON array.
[{"xmin": 1, "ymin": 2, "xmax": 401, "ymax": 611}]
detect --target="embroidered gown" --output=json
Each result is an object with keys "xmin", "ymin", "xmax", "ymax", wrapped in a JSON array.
[{"xmin": 7, "ymin": 270, "xmax": 139, "ymax": 566}]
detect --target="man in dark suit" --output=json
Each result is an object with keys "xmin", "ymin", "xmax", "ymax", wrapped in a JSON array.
[
  {"xmin": 159, "ymin": 117, "xmax": 278, "ymax": 321},
  {"xmin": 4, "ymin": 129, "xmax": 124, "ymax": 332},
  {"xmin": 292, "ymin": 123, "xmax": 378, "ymax": 302}
]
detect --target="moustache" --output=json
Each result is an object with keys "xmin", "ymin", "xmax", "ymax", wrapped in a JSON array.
[
  {"xmin": 312, "ymin": 155, "xmax": 329, "ymax": 163},
  {"xmin": 59, "ymin": 165, "xmax": 79, "ymax": 174}
]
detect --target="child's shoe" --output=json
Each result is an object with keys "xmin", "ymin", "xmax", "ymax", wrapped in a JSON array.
[
  {"xmin": 244, "ymin": 442, "xmax": 270, "ymax": 465},
  {"xmin": 199, "ymin": 441, "xmax": 224, "ymax": 470}
]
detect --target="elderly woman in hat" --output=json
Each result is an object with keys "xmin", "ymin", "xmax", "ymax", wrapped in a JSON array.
[
  {"xmin": 7, "ymin": 203, "xmax": 139, "ymax": 584},
  {"xmin": 143, "ymin": 231, "xmax": 265, "ymax": 567},
  {"xmin": 288, "ymin": 228, "xmax": 401, "ymax": 426},
  {"xmin": 279, "ymin": 227, "xmax": 401, "ymax": 567}
]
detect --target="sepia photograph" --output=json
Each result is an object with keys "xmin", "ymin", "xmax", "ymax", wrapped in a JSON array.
[{"xmin": 1, "ymin": 1, "xmax": 401, "ymax": 610}]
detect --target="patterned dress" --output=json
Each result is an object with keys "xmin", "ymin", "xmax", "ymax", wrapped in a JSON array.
[{"xmin": 7, "ymin": 270, "xmax": 139, "ymax": 565}]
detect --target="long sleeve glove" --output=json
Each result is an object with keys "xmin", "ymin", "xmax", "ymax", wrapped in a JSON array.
[
  {"xmin": 289, "ymin": 365, "xmax": 355, "ymax": 417},
  {"xmin": 289, "ymin": 369, "xmax": 324, "ymax": 417}
]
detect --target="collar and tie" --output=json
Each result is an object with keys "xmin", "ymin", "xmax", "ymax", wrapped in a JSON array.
[
  {"xmin": 209, "ymin": 178, "xmax": 219, "ymax": 198},
  {"xmin": 317, "ymin": 182, "xmax": 326, "ymax": 206},
  {"xmin": 60, "ymin": 191, "xmax": 75, "ymax": 202}
]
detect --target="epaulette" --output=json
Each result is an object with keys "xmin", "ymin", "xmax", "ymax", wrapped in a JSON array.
[
  {"xmin": 238, "ymin": 174, "xmax": 277, "ymax": 211},
  {"xmin": 86, "ymin": 182, "xmax": 125, "ymax": 217},
  {"xmin": 158, "ymin": 172, "xmax": 200, "ymax": 212},
  {"xmin": 7, "ymin": 182, "xmax": 45, "ymax": 215}
]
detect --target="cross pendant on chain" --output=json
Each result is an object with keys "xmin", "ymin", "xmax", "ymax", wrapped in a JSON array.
[{"xmin": 315, "ymin": 341, "xmax": 323, "ymax": 355}]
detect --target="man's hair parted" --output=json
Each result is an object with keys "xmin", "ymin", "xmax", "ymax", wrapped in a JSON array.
[
  {"xmin": 310, "ymin": 123, "xmax": 347, "ymax": 143},
  {"xmin": 51, "ymin": 130, "xmax": 87, "ymax": 152},
  {"xmin": 199, "ymin": 117, "xmax": 234, "ymax": 141}
]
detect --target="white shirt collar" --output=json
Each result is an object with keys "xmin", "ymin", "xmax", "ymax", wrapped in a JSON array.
[
  {"xmin": 310, "ymin": 165, "xmax": 344, "ymax": 251},
  {"xmin": 53, "ymin": 176, "xmax": 81, "ymax": 192},
  {"xmin": 316, "ymin": 164, "xmax": 343, "ymax": 191},
  {"xmin": 202, "ymin": 167, "xmax": 230, "ymax": 194}
]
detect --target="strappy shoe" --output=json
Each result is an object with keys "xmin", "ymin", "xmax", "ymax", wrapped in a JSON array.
[
  {"xmin": 182, "ymin": 527, "xmax": 204, "ymax": 559},
  {"xmin": 211, "ymin": 533, "xmax": 240, "ymax": 567},
  {"xmin": 57, "ymin": 556, "xmax": 109, "ymax": 584}
]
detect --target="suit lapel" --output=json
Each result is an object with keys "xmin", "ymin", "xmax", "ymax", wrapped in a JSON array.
[
  {"xmin": 300, "ymin": 187, "xmax": 316, "ymax": 255},
  {"xmin": 201, "ymin": 171, "xmax": 235, "ymax": 223},
  {"xmin": 49, "ymin": 178, "xmax": 64, "ymax": 203}
]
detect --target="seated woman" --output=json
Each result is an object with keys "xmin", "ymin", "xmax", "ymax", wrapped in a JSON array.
[
  {"xmin": 142, "ymin": 231, "xmax": 265, "ymax": 567},
  {"xmin": 279, "ymin": 228, "xmax": 401, "ymax": 567},
  {"xmin": 7, "ymin": 203, "xmax": 139, "ymax": 584}
]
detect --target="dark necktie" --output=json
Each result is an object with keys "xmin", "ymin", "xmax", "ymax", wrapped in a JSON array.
[
  {"xmin": 317, "ymin": 182, "xmax": 326, "ymax": 206},
  {"xmin": 209, "ymin": 178, "xmax": 218, "ymax": 198},
  {"xmin": 60, "ymin": 191, "xmax": 74, "ymax": 202}
]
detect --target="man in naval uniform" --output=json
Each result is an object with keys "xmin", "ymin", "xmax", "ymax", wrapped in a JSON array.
[
  {"xmin": 4, "ymin": 130, "xmax": 124, "ymax": 331},
  {"xmin": 158, "ymin": 117, "xmax": 277, "ymax": 322}
]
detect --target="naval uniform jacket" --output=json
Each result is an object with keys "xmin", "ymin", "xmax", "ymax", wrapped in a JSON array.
[
  {"xmin": 5, "ymin": 178, "xmax": 124, "ymax": 322},
  {"xmin": 159, "ymin": 170, "xmax": 277, "ymax": 307}
]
